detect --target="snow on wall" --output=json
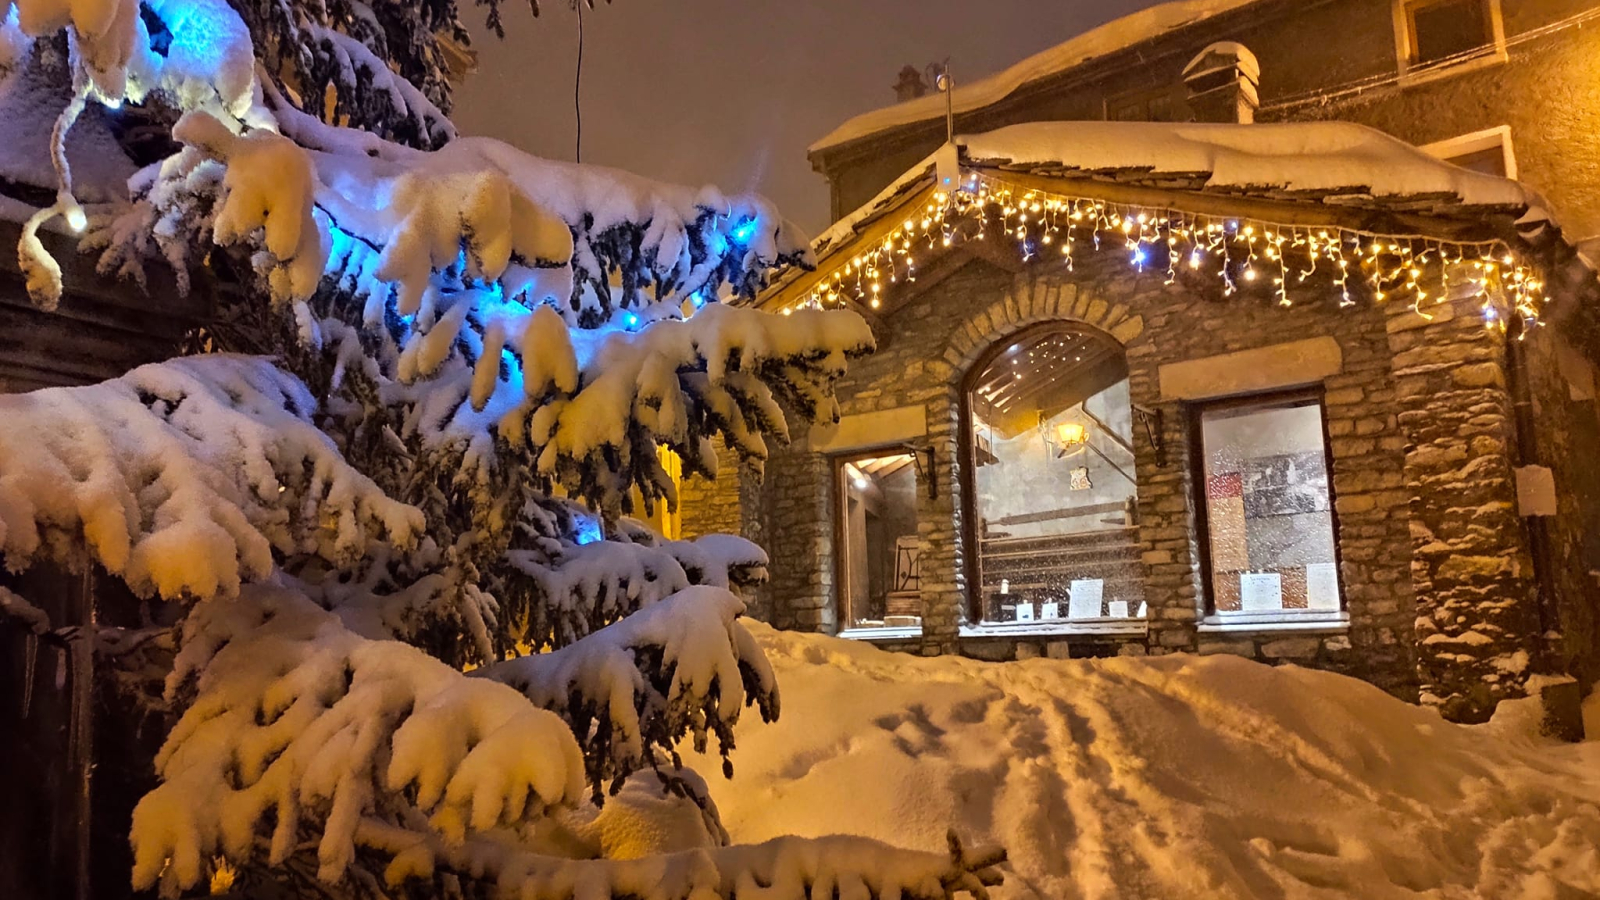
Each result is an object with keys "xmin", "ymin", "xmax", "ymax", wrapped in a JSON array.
[
  {"xmin": 809, "ymin": 0, "xmax": 1262, "ymax": 153},
  {"xmin": 0, "ymin": 355, "xmax": 420, "ymax": 600}
]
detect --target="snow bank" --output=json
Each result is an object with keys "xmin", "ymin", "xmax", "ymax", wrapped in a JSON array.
[
  {"xmin": 810, "ymin": 0, "xmax": 1259, "ymax": 153},
  {"xmin": 692, "ymin": 625, "xmax": 1600, "ymax": 900}
]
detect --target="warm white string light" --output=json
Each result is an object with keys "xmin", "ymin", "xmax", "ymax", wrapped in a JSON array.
[{"xmin": 780, "ymin": 172, "xmax": 1549, "ymax": 335}]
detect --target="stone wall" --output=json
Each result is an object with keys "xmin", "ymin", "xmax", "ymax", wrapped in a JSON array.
[
  {"xmin": 1514, "ymin": 325, "xmax": 1600, "ymax": 691},
  {"xmin": 678, "ymin": 437, "xmax": 772, "ymax": 620},
  {"xmin": 1384, "ymin": 292, "xmax": 1543, "ymax": 721},
  {"xmin": 745, "ymin": 248, "xmax": 1438, "ymax": 699},
  {"xmin": 686, "ymin": 235, "xmax": 1598, "ymax": 719}
]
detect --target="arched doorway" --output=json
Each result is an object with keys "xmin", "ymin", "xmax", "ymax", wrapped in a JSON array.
[{"xmin": 961, "ymin": 323, "xmax": 1146, "ymax": 626}]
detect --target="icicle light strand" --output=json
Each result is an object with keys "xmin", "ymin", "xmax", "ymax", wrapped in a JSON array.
[{"xmin": 781, "ymin": 173, "xmax": 1548, "ymax": 334}]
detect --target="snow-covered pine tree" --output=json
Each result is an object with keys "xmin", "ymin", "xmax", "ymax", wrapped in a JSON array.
[{"xmin": 0, "ymin": 1, "xmax": 1005, "ymax": 897}]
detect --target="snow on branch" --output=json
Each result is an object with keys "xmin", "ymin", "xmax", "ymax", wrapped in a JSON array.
[
  {"xmin": 361, "ymin": 824, "xmax": 1006, "ymax": 900},
  {"xmin": 305, "ymin": 24, "xmax": 455, "ymax": 151},
  {"xmin": 133, "ymin": 582, "xmax": 588, "ymax": 895},
  {"xmin": 501, "ymin": 302, "xmax": 874, "ymax": 512},
  {"xmin": 135, "ymin": 583, "xmax": 991, "ymax": 900},
  {"xmin": 0, "ymin": 355, "xmax": 420, "ymax": 600},
  {"xmin": 479, "ymin": 586, "xmax": 778, "ymax": 796}
]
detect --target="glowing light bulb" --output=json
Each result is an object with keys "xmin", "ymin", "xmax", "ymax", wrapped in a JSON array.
[{"xmin": 65, "ymin": 206, "xmax": 86, "ymax": 232}]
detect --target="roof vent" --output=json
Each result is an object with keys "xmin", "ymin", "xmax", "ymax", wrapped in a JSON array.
[{"xmin": 1182, "ymin": 42, "xmax": 1260, "ymax": 124}]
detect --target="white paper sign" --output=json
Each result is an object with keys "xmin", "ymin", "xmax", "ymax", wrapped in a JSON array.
[
  {"xmin": 1040, "ymin": 601, "xmax": 1061, "ymax": 620},
  {"xmin": 1108, "ymin": 600, "xmax": 1130, "ymax": 618},
  {"xmin": 1240, "ymin": 572, "xmax": 1284, "ymax": 611},
  {"xmin": 1015, "ymin": 602, "xmax": 1035, "ymax": 622},
  {"xmin": 1068, "ymin": 579, "xmax": 1104, "ymax": 619},
  {"xmin": 1306, "ymin": 563, "xmax": 1341, "ymax": 611}
]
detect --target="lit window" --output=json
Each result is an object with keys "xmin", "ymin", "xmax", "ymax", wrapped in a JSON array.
[
  {"xmin": 1196, "ymin": 392, "xmax": 1342, "ymax": 619},
  {"xmin": 965, "ymin": 326, "xmax": 1145, "ymax": 625},
  {"xmin": 837, "ymin": 452, "xmax": 920, "ymax": 632},
  {"xmin": 1395, "ymin": 0, "xmax": 1504, "ymax": 75}
]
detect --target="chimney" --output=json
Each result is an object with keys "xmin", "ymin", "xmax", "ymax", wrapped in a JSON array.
[
  {"xmin": 893, "ymin": 65, "xmax": 929, "ymax": 103},
  {"xmin": 1182, "ymin": 42, "xmax": 1260, "ymax": 124}
]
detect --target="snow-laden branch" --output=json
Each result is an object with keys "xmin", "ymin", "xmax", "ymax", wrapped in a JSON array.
[
  {"xmin": 0, "ymin": 355, "xmax": 420, "ymax": 599},
  {"xmin": 135, "ymin": 583, "xmax": 589, "ymax": 895},
  {"xmin": 305, "ymin": 24, "xmax": 455, "ymax": 151},
  {"xmin": 361, "ymin": 823, "xmax": 1007, "ymax": 900},
  {"xmin": 479, "ymin": 586, "xmax": 779, "ymax": 795}
]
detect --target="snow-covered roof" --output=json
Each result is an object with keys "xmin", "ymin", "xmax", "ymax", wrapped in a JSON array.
[
  {"xmin": 809, "ymin": 0, "xmax": 1263, "ymax": 155},
  {"xmin": 807, "ymin": 121, "xmax": 1550, "ymax": 263}
]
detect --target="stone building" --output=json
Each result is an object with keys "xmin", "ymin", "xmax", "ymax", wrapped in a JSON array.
[
  {"xmin": 680, "ymin": 119, "xmax": 1600, "ymax": 726},
  {"xmin": 809, "ymin": 0, "xmax": 1600, "ymax": 248}
]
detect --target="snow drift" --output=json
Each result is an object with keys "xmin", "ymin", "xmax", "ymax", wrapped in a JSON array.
[{"xmin": 693, "ymin": 625, "xmax": 1600, "ymax": 900}]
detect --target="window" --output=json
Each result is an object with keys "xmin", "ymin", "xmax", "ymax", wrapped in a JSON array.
[
  {"xmin": 1106, "ymin": 87, "xmax": 1184, "ymax": 123},
  {"xmin": 836, "ymin": 451, "xmax": 920, "ymax": 632},
  {"xmin": 965, "ymin": 325, "xmax": 1145, "ymax": 626},
  {"xmin": 1421, "ymin": 126, "xmax": 1517, "ymax": 179},
  {"xmin": 1394, "ymin": 0, "xmax": 1505, "ymax": 79},
  {"xmin": 1194, "ymin": 392, "xmax": 1342, "ymax": 620}
]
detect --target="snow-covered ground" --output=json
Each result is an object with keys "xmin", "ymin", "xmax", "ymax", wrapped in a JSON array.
[{"xmin": 691, "ymin": 624, "xmax": 1600, "ymax": 900}]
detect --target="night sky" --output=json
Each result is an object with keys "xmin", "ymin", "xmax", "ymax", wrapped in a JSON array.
[{"xmin": 451, "ymin": 0, "xmax": 1156, "ymax": 236}]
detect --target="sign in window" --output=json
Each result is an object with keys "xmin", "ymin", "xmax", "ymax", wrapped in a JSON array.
[{"xmin": 1197, "ymin": 394, "xmax": 1342, "ymax": 617}]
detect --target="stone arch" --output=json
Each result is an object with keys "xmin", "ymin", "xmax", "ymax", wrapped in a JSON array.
[
  {"xmin": 937, "ymin": 274, "xmax": 1146, "ymax": 382},
  {"xmin": 903, "ymin": 272, "xmax": 1149, "ymax": 641}
]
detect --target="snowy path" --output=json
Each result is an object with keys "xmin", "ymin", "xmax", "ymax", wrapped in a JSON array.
[{"xmin": 692, "ymin": 624, "xmax": 1600, "ymax": 900}]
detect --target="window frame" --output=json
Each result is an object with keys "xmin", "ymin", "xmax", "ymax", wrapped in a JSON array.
[
  {"xmin": 1420, "ymin": 125, "xmax": 1518, "ymax": 180},
  {"xmin": 1392, "ymin": 0, "xmax": 1507, "ymax": 85},
  {"xmin": 831, "ymin": 444, "xmax": 923, "ymax": 639},
  {"xmin": 1188, "ymin": 386, "xmax": 1347, "ymax": 622},
  {"xmin": 957, "ymin": 321, "xmax": 1141, "ymax": 628}
]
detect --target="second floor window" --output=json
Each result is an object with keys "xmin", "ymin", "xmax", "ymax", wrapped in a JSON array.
[{"xmin": 1402, "ymin": 0, "xmax": 1496, "ymax": 68}]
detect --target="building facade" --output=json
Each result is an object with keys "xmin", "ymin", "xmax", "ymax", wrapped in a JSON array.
[
  {"xmin": 810, "ymin": 0, "xmax": 1600, "ymax": 249},
  {"xmin": 681, "ymin": 114, "xmax": 1600, "ymax": 727}
]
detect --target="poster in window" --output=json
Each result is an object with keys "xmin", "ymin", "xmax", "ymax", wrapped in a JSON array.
[
  {"xmin": 1068, "ymin": 579, "xmax": 1104, "ymax": 618},
  {"xmin": 1240, "ymin": 572, "xmax": 1284, "ymax": 611},
  {"xmin": 1306, "ymin": 562, "xmax": 1341, "ymax": 611},
  {"xmin": 1242, "ymin": 452, "xmax": 1329, "ymax": 518}
]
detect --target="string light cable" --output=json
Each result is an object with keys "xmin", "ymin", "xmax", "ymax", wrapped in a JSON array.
[
  {"xmin": 1261, "ymin": 5, "xmax": 1600, "ymax": 114},
  {"xmin": 779, "ymin": 172, "xmax": 1549, "ymax": 336}
]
